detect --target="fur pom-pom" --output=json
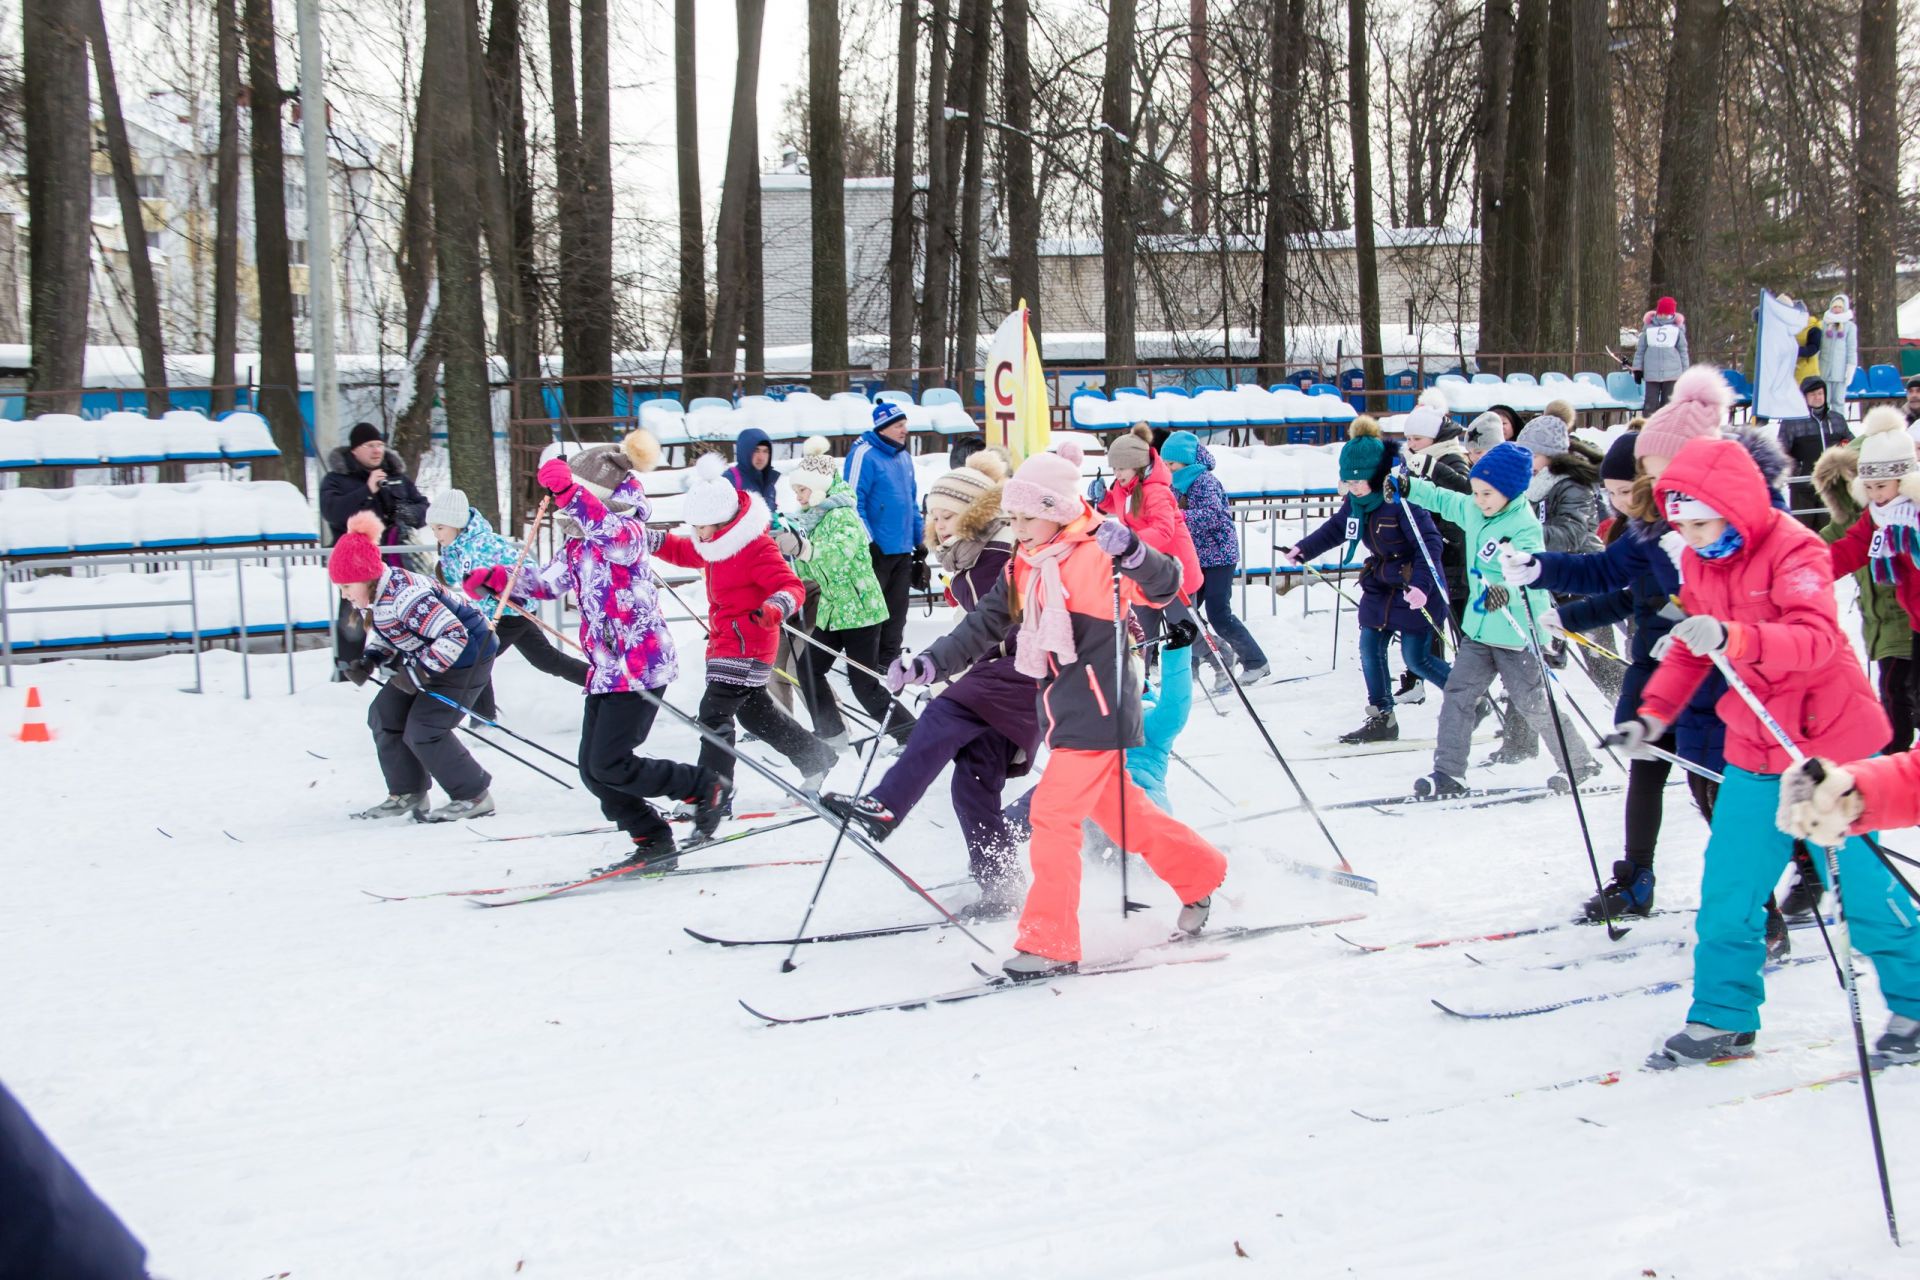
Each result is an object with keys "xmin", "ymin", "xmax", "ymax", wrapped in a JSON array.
[
  {"xmin": 803, "ymin": 434, "xmax": 833, "ymax": 457},
  {"xmin": 1348, "ymin": 415, "xmax": 1382, "ymax": 440},
  {"xmin": 1416, "ymin": 387, "xmax": 1450, "ymax": 414},
  {"xmin": 1544, "ymin": 399, "xmax": 1575, "ymax": 426},
  {"xmin": 1671, "ymin": 365, "xmax": 1734, "ymax": 413},
  {"xmin": 345, "ymin": 510, "xmax": 385, "ymax": 539},
  {"xmin": 1129, "ymin": 422, "xmax": 1153, "ymax": 443},
  {"xmin": 621, "ymin": 427, "xmax": 661, "ymax": 473},
  {"xmin": 694, "ymin": 450, "xmax": 729, "ymax": 482},
  {"xmin": 1055, "ymin": 439, "xmax": 1086, "ymax": 467},
  {"xmin": 1856, "ymin": 406, "xmax": 1908, "ymax": 441},
  {"xmin": 967, "ymin": 448, "xmax": 1010, "ymax": 481}
]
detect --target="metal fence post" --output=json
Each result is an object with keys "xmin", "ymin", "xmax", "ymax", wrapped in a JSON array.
[
  {"xmin": 188, "ymin": 559, "xmax": 203, "ymax": 694},
  {"xmin": 280, "ymin": 559, "xmax": 295, "ymax": 695},
  {"xmin": 1, "ymin": 564, "xmax": 11, "ymax": 688},
  {"xmin": 235, "ymin": 562, "xmax": 250, "ymax": 701}
]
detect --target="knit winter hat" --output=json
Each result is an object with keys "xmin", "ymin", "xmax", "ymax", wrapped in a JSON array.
[
  {"xmin": 1635, "ymin": 365, "xmax": 1731, "ymax": 461},
  {"xmin": 1160, "ymin": 430, "xmax": 1201, "ymax": 466},
  {"xmin": 926, "ymin": 450, "xmax": 1008, "ymax": 518},
  {"xmin": 1340, "ymin": 417, "xmax": 1386, "ymax": 482},
  {"xmin": 787, "ymin": 436, "xmax": 839, "ymax": 498},
  {"xmin": 621, "ymin": 427, "xmax": 662, "ymax": 473},
  {"xmin": 1655, "ymin": 296, "xmax": 1677, "ymax": 317},
  {"xmin": 1853, "ymin": 406, "xmax": 1916, "ymax": 490},
  {"xmin": 1515, "ymin": 415, "xmax": 1571, "ymax": 459},
  {"xmin": 328, "ymin": 510, "xmax": 387, "ymax": 584},
  {"xmin": 568, "ymin": 444, "xmax": 631, "ymax": 501},
  {"xmin": 682, "ymin": 451, "xmax": 743, "ymax": 526},
  {"xmin": 426, "ymin": 488, "xmax": 471, "ymax": 529},
  {"xmin": 1601, "ymin": 432, "xmax": 1641, "ymax": 483},
  {"xmin": 1828, "ymin": 294, "xmax": 1854, "ymax": 322},
  {"xmin": 872, "ymin": 400, "xmax": 909, "ymax": 432},
  {"xmin": 1469, "ymin": 442, "xmax": 1533, "ymax": 501},
  {"xmin": 1002, "ymin": 440, "xmax": 1085, "ymax": 521},
  {"xmin": 1400, "ymin": 389, "xmax": 1451, "ymax": 441},
  {"xmin": 1463, "ymin": 411, "xmax": 1507, "ymax": 453},
  {"xmin": 348, "ymin": 422, "xmax": 385, "ymax": 449},
  {"xmin": 1107, "ymin": 423, "xmax": 1154, "ymax": 472}
]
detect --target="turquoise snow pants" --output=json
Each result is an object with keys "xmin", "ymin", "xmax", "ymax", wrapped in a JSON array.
[{"xmin": 1689, "ymin": 765, "xmax": 1920, "ymax": 1032}]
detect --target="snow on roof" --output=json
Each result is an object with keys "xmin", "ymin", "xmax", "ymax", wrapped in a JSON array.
[{"xmin": 1035, "ymin": 226, "xmax": 1479, "ymax": 258}]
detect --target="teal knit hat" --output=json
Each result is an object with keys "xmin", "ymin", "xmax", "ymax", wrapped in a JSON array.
[{"xmin": 1339, "ymin": 432, "xmax": 1385, "ymax": 482}]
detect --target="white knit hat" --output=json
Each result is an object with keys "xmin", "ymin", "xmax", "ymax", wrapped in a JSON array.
[
  {"xmin": 426, "ymin": 488, "xmax": 470, "ymax": 529},
  {"xmin": 682, "ymin": 451, "xmax": 743, "ymax": 526},
  {"xmin": 1851, "ymin": 407, "xmax": 1920, "ymax": 504},
  {"xmin": 787, "ymin": 436, "xmax": 838, "ymax": 497}
]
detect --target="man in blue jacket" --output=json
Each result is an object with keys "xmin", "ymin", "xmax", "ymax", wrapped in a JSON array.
[{"xmin": 845, "ymin": 401, "xmax": 921, "ymax": 662}]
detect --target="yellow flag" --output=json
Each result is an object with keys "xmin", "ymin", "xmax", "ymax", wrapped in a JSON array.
[{"xmin": 984, "ymin": 302, "xmax": 1050, "ymax": 465}]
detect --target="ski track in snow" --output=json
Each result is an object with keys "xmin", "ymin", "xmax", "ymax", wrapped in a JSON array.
[{"xmin": 5, "ymin": 594, "xmax": 1917, "ymax": 1278}]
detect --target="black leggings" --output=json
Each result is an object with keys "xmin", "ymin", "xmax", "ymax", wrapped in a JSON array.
[
  {"xmin": 796, "ymin": 622, "xmax": 916, "ymax": 741},
  {"xmin": 496, "ymin": 612, "xmax": 591, "ymax": 686},
  {"xmin": 1623, "ymin": 737, "xmax": 1719, "ymax": 871},
  {"xmin": 1887, "ymin": 651, "xmax": 1919, "ymax": 755}
]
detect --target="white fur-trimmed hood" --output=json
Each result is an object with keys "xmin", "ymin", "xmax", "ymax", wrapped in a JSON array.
[{"xmin": 686, "ymin": 491, "xmax": 772, "ymax": 562}]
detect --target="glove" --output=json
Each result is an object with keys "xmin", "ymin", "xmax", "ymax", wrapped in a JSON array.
[
  {"xmin": 1404, "ymin": 585, "xmax": 1428, "ymax": 611},
  {"xmin": 1653, "ymin": 613, "xmax": 1728, "ymax": 660},
  {"xmin": 1499, "ymin": 547, "xmax": 1541, "ymax": 586},
  {"xmin": 1604, "ymin": 715, "xmax": 1668, "ymax": 760},
  {"xmin": 910, "ymin": 545, "xmax": 932, "ymax": 593},
  {"xmin": 1778, "ymin": 759, "xmax": 1863, "ymax": 846},
  {"xmin": 1481, "ymin": 584, "xmax": 1510, "ymax": 613},
  {"xmin": 774, "ymin": 529, "xmax": 804, "ymax": 558},
  {"xmin": 1163, "ymin": 615, "xmax": 1199, "ymax": 650},
  {"xmin": 749, "ymin": 596, "xmax": 788, "ymax": 629},
  {"xmin": 463, "ymin": 565, "xmax": 511, "ymax": 599},
  {"xmin": 339, "ymin": 657, "xmax": 373, "ymax": 687},
  {"xmin": 536, "ymin": 456, "xmax": 580, "ymax": 502},
  {"xmin": 1539, "ymin": 605, "xmax": 1564, "ymax": 635},
  {"xmin": 1098, "ymin": 518, "xmax": 1136, "ymax": 564},
  {"xmin": 886, "ymin": 653, "xmax": 937, "ymax": 695},
  {"xmin": 1382, "ymin": 473, "xmax": 1407, "ymax": 502},
  {"xmin": 1632, "ymin": 369, "xmax": 1644, "ymax": 385},
  {"xmin": 1280, "ymin": 545, "xmax": 1304, "ymax": 567}
]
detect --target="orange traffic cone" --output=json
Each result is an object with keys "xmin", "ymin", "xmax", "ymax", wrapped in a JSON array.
[{"xmin": 16, "ymin": 686, "xmax": 51, "ymax": 742}]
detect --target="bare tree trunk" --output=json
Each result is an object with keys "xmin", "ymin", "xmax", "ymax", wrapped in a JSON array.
[
  {"xmin": 884, "ymin": 0, "xmax": 918, "ymax": 388},
  {"xmin": 1474, "ymin": 0, "xmax": 1513, "ymax": 352},
  {"xmin": 807, "ymin": 0, "xmax": 848, "ymax": 392},
  {"xmin": 484, "ymin": 0, "xmax": 541, "ymax": 521},
  {"xmin": 1495, "ymin": 0, "xmax": 1546, "ymax": 358},
  {"xmin": 1102, "ymin": 0, "xmax": 1138, "ymax": 387},
  {"xmin": 1188, "ymin": 0, "xmax": 1208, "ymax": 235},
  {"xmin": 577, "ymin": 0, "xmax": 613, "ymax": 422},
  {"xmin": 427, "ymin": 0, "xmax": 498, "ymax": 521},
  {"xmin": 1348, "ymin": 0, "xmax": 1383, "ymax": 397},
  {"xmin": 674, "ymin": 0, "xmax": 709, "ymax": 391},
  {"xmin": 1647, "ymin": 0, "xmax": 1726, "ymax": 318},
  {"xmin": 708, "ymin": 0, "xmax": 766, "ymax": 399},
  {"xmin": 1259, "ymin": 0, "xmax": 1305, "ymax": 375},
  {"xmin": 546, "ymin": 0, "xmax": 585, "ymax": 419},
  {"xmin": 392, "ymin": 81, "xmax": 439, "ymax": 473},
  {"xmin": 211, "ymin": 0, "xmax": 240, "ymax": 415},
  {"xmin": 745, "ymin": 160, "xmax": 764, "ymax": 395},
  {"xmin": 1535, "ymin": 0, "xmax": 1575, "ymax": 360},
  {"xmin": 1002, "ymin": 0, "xmax": 1040, "ymax": 346},
  {"xmin": 953, "ymin": 0, "xmax": 988, "ymax": 403},
  {"xmin": 918, "ymin": 0, "xmax": 953, "ymax": 389},
  {"xmin": 1853, "ymin": 0, "xmax": 1898, "ymax": 349},
  {"xmin": 84, "ymin": 0, "xmax": 169, "ymax": 415},
  {"xmin": 1571, "ymin": 0, "xmax": 1616, "ymax": 362},
  {"xmin": 23, "ymin": 0, "xmax": 90, "ymax": 443},
  {"xmin": 244, "ymin": 0, "xmax": 307, "ymax": 489}
]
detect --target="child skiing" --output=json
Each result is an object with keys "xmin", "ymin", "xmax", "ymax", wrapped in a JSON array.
[
  {"xmin": 1613, "ymin": 433, "xmax": 1916, "ymax": 1067},
  {"xmin": 331, "ymin": 510, "xmax": 499, "ymax": 822},
  {"xmin": 1096, "ymin": 427, "xmax": 1208, "ymax": 672},
  {"xmin": 891, "ymin": 446, "xmax": 1228, "ymax": 978},
  {"xmin": 468, "ymin": 440, "xmax": 727, "ymax": 868},
  {"xmin": 655, "ymin": 452, "xmax": 839, "ymax": 807},
  {"xmin": 1286, "ymin": 417, "xmax": 1450, "ymax": 744},
  {"xmin": 1390, "ymin": 441, "xmax": 1600, "ymax": 795},
  {"xmin": 429, "ymin": 487, "xmax": 589, "ymax": 689},
  {"xmin": 1161, "ymin": 429, "xmax": 1270, "ymax": 687},
  {"xmin": 822, "ymin": 451, "xmax": 1039, "ymax": 919}
]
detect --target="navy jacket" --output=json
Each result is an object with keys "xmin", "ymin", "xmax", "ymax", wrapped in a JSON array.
[
  {"xmin": 0, "ymin": 1079, "xmax": 148, "ymax": 1279},
  {"xmin": 1295, "ymin": 497, "xmax": 1449, "ymax": 636},
  {"xmin": 726, "ymin": 427, "xmax": 781, "ymax": 511}
]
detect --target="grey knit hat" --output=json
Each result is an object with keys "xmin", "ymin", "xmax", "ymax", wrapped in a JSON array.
[
  {"xmin": 1515, "ymin": 415, "xmax": 1571, "ymax": 459},
  {"xmin": 426, "ymin": 488, "xmax": 470, "ymax": 529},
  {"xmin": 568, "ymin": 444, "xmax": 632, "ymax": 500},
  {"xmin": 1106, "ymin": 424, "xmax": 1154, "ymax": 472},
  {"xmin": 1463, "ymin": 411, "xmax": 1507, "ymax": 453}
]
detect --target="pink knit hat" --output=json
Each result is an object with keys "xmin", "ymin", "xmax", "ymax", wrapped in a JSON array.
[
  {"xmin": 1635, "ymin": 365, "xmax": 1732, "ymax": 461},
  {"xmin": 1002, "ymin": 440, "xmax": 1086, "ymax": 520},
  {"xmin": 328, "ymin": 511, "xmax": 387, "ymax": 584}
]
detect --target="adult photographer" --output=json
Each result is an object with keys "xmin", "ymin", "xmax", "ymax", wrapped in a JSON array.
[{"xmin": 321, "ymin": 422, "xmax": 429, "ymax": 668}]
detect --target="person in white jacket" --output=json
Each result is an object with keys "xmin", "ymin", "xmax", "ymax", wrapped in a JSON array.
[{"xmin": 1817, "ymin": 293, "xmax": 1858, "ymax": 416}]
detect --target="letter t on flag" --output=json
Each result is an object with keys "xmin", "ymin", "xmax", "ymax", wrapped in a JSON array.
[{"xmin": 984, "ymin": 302, "xmax": 1051, "ymax": 465}]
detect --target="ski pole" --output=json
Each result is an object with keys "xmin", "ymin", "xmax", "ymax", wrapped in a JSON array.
[
  {"xmin": 490, "ymin": 495, "xmax": 551, "ymax": 627},
  {"xmin": 1495, "ymin": 588, "xmax": 1627, "ymax": 942},
  {"xmin": 1386, "ymin": 475, "xmax": 1467, "ymax": 648},
  {"xmin": 1113, "ymin": 567, "xmax": 1147, "ymax": 915},
  {"xmin": 1709, "ymin": 650, "xmax": 1900, "ymax": 1245},
  {"xmin": 1561, "ymin": 626, "xmax": 1629, "ymax": 666},
  {"xmin": 364, "ymin": 673, "xmax": 575, "ymax": 790},
  {"xmin": 780, "ymin": 698, "xmax": 901, "ymax": 973},
  {"xmin": 410, "ymin": 683, "xmax": 580, "ymax": 773},
  {"xmin": 1169, "ymin": 744, "xmax": 1242, "ymax": 809},
  {"xmin": 780, "ymin": 618, "xmax": 921, "ymax": 723}
]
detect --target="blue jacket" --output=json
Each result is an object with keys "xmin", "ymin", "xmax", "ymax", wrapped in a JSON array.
[
  {"xmin": 1172, "ymin": 446, "xmax": 1238, "ymax": 569},
  {"xmin": 1, "ymin": 1078, "xmax": 149, "ymax": 1279},
  {"xmin": 844, "ymin": 429, "xmax": 919, "ymax": 555}
]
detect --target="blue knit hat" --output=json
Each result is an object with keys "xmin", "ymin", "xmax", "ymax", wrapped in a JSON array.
[
  {"xmin": 872, "ymin": 400, "xmax": 908, "ymax": 431},
  {"xmin": 1470, "ymin": 441, "xmax": 1533, "ymax": 501},
  {"xmin": 1161, "ymin": 430, "xmax": 1200, "ymax": 465}
]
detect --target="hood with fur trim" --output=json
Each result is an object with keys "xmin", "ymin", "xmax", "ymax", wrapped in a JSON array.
[
  {"xmin": 1813, "ymin": 444, "xmax": 1863, "ymax": 526},
  {"xmin": 1640, "ymin": 309, "xmax": 1687, "ymax": 328},
  {"xmin": 687, "ymin": 490, "xmax": 772, "ymax": 562},
  {"xmin": 1547, "ymin": 448, "xmax": 1599, "ymax": 485}
]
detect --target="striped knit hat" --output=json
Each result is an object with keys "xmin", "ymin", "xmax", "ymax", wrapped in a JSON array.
[
  {"xmin": 787, "ymin": 435, "xmax": 839, "ymax": 498},
  {"xmin": 925, "ymin": 449, "xmax": 1010, "ymax": 517}
]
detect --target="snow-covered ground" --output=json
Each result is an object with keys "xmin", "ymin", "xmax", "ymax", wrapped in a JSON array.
[{"xmin": 6, "ymin": 585, "xmax": 1917, "ymax": 1278}]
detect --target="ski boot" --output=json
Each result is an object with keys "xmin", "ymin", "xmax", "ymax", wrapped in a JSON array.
[
  {"xmin": 1394, "ymin": 671, "xmax": 1427, "ymax": 705},
  {"xmin": 1764, "ymin": 902, "xmax": 1791, "ymax": 961},
  {"xmin": 818, "ymin": 730, "xmax": 851, "ymax": 755},
  {"xmin": 1238, "ymin": 662, "xmax": 1272, "ymax": 686},
  {"xmin": 420, "ymin": 790, "xmax": 495, "ymax": 823},
  {"xmin": 1002, "ymin": 951, "xmax": 1077, "ymax": 983},
  {"xmin": 1548, "ymin": 760, "xmax": 1605, "ymax": 793},
  {"xmin": 955, "ymin": 880, "xmax": 1024, "ymax": 923},
  {"xmin": 1582, "ymin": 859, "xmax": 1654, "ymax": 922},
  {"xmin": 353, "ymin": 792, "xmax": 428, "ymax": 821},
  {"xmin": 1339, "ymin": 708, "xmax": 1399, "ymax": 745},
  {"xmin": 689, "ymin": 772, "xmax": 734, "ymax": 840},
  {"xmin": 1413, "ymin": 772, "xmax": 1468, "ymax": 798},
  {"xmin": 1177, "ymin": 896, "xmax": 1212, "ymax": 935},
  {"xmin": 1211, "ymin": 660, "xmax": 1235, "ymax": 696},
  {"xmin": 593, "ymin": 830, "xmax": 680, "ymax": 876},
  {"xmin": 1646, "ymin": 1023, "xmax": 1756, "ymax": 1070},
  {"xmin": 1482, "ymin": 740, "xmax": 1541, "ymax": 766},
  {"xmin": 1875, "ymin": 1015, "xmax": 1920, "ymax": 1065},
  {"xmin": 818, "ymin": 792, "xmax": 899, "ymax": 842},
  {"xmin": 1780, "ymin": 846, "xmax": 1824, "ymax": 918}
]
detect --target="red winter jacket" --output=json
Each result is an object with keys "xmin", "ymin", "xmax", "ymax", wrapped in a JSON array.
[
  {"xmin": 1640, "ymin": 437, "xmax": 1889, "ymax": 774},
  {"xmin": 656, "ymin": 492, "xmax": 804, "ymax": 666},
  {"xmin": 1847, "ymin": 752, "xmax": 1920, "ymax": 833},
  {"xmin": 1827, "ymin": 509, "xmax": 1920, "ymax": 625},
  {"xmin": 1097, "ymin": 455, "xmax": 1201, "ymax": 597}
]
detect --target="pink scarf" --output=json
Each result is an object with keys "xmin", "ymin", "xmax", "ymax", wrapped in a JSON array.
[{"xmin": 1014, "ymin": 536, "xmax": 1078, "ymax": 679}]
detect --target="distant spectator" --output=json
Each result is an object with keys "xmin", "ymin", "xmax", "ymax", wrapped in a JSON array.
[
  {"xmin": 1489, "ymin": 404, "xmax": 1522, "ymax": 441},
  {"xmin": 1631, "ymin": 296, "xmax": 1689, "ymax": 413},
  {"xmin": 1776, "ymin": 374, "xmax": 1850, "ymax": 476},
  {"xmin": 319, "ymin": 422, "xmax": 427, "ymax": 671},
  {"xmin": 726, "ymin": 427, "xmax": 781, "ymax": 514},
  {"xmin": 948, "ymin": 433, "xmax": 986, "ymax": 471},
  {"xmin": 1818, "ymin": 294, "xmax": 1858, "ymax": 414},
  {"xmin": 1780, "ymin": 294, "xmax": 1824, "ymax": 384},
  {"xmin": 845, "ymin": 400, "xmax": 921, "ymax": 663},
  {"xmin": 1907, "ymin": 375, "xmax": 1920, "ymax": 429}
]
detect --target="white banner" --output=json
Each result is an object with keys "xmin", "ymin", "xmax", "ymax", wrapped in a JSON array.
[{"xmin": 1753, "ymin": 290, "xmax": 1810, "ymax": 420}]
